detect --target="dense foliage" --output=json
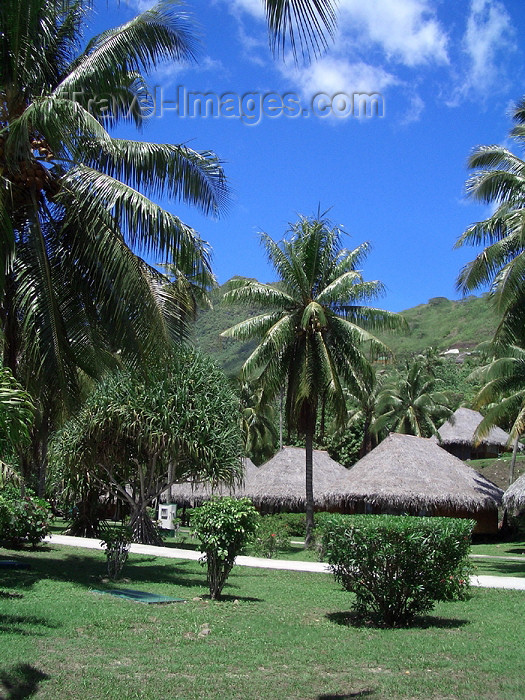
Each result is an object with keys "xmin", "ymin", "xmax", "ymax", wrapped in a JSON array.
[
  {"xmin": 0, "ymin": 484, "xmax": 52, "ymax": 547},
  {"xmin": 320, "ymin": 514, "xmax": 474, "ymax": 627},
  {"xmin": 191, "ymin": 497, "xmax": 260, "ymax": 599},
  {"xmin": 49, "ymin": 348, "xmax": 243, "ymax": 544}
]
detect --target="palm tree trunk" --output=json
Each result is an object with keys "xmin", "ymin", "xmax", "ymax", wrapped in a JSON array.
[
  {"xmin": 304, "ymin": 427, "xmax": 314, "ymax": 548},
  {"xmin": 509, "ymin": 434, "xmax": 520, "ymax": 487}
]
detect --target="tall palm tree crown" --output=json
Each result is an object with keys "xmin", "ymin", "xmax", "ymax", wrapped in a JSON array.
[
  {"xmin": 0, "ymin": 0, "xmax": 227, "ymax": 398},
  {"xmin": 456, "ymin": 97, "xmax": 525, "ymax": 346},
  {"xmin": 221, "ymin": 214, "xmax": 406, "ymax": 542},
  {"xmin": 0, "ymin": 0, "xmax": 231, "ymax": 488},
  {"xmin": 374, "ymin": 359, "xmax": 453, "ymax": 439}
]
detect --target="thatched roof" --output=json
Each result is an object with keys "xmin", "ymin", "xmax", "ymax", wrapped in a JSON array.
[
  {"xmin": 169, "ymin": 458, "xmax": 257, "ymax": 506},
  {"xmin": 433, "ymin": 407, "xmax": 510, "ymax": 448},
  {"xmin": 503, "ymin": 473, "xmax": 525, "ymax": 514},
  {"xmin": 325, "ymin": 433, "xmax": 503, "ymax": 512},
  {"xmin": 243, "ymin": 446, "xmax": 349, "ymax": 509}
]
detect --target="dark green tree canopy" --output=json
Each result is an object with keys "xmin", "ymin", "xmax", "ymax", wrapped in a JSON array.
[{"xmin": 50, "ymin": 348, "xmax": 243, "ymax": 542}]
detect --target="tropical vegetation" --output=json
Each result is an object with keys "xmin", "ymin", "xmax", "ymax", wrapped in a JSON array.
[
  {"xmin": 374, "ymin": 359, "xmax": 453, "ymax": 439},
  {"xmin": 456, "ymin": 98, "xmax": 525, "ymax": 347},
  {"xmin": 221, "ymin": 214, "xmax": 406, "ymax": 543},
  {"xmin": 0, "ymin": 0, "xmax": 229, "ymax": 494},
  {"xmin": 320, "ymin": 514, "xmax": 474, "ymax": 627},
  {"xmin": 191, "ymin": 496, "xmax": 260, "ymax": 599},
  {"xmin": 49, "ymin": 348, "xmax": 243, "ymax": 544}
]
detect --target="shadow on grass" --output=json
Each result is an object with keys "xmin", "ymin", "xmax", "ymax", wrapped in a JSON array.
[
  {"xmin": 317, "ymin": 692, "xmax": 375, "ymax": 699},
  {"xmin": 507, "ymin": 547, "xmax": 525, "ymax": 555},
  {"xmin": 0, "ymin": 663, "xmax": 49, "ymax": 699},
  {"xmin": 0, "ymin": 614, "xmax": 60, "ymax": 636},
  {"xmin": 326, "ymin": 611, "xmax": 470, "ymax": 630},
  {"xmin": 473, "ymin": 560, "xmax": 525, "ymax": 576},
  {"xmin": 203, "ymin": 594, "xmax": 263, "ymax": 603},
  {"xmin": 0, "ymin": 550, "xmax": 229, "ymax": 597}
]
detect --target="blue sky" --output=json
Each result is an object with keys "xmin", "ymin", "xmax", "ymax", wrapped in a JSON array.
[{"xmin": 91, "ymin": 0, "xmax": 525, "ymax": 311}]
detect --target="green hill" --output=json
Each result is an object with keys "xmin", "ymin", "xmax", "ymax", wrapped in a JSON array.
[
  {"xmin": 193, "ymin": 284, "xmax": 498, "ymax": 376},
  {"xmin": 378, "ymin": 294, "xmax": 498, "ymax": 360}
]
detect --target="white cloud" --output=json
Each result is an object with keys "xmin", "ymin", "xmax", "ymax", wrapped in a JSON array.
[
  {"xmin": 284, "ymin": 57, "xmax": 397, "ymax": 98},
  {"xmin": 400, "ymin": 93, "xmax": 425, "ymax": 125},
  {"xmin": 122, "ymin": 0, "xmax": 156, "ymax": 11},
  {"xmin": 338, "ymin": 0, "xmax": 449, "ymax": 67},
  {"xmin": 229, "ymin": 0, "xmax": 266, "ymax": 20},
  {"xmin": 461, "ymin": 0, "xmax": 515, "ymax": 96}
]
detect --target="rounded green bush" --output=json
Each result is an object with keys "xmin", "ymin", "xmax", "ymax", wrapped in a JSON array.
[{"xmin": 321, "ymin": 514, "xmax": 474, "ymax": 627}]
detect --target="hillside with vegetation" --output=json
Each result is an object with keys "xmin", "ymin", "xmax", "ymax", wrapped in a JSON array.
[{"xmin": 193, "ymin": 283, "xmax": 498, "ymax": 376}]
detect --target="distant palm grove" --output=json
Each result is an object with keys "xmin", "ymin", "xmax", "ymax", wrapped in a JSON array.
[{"xmin": 1, "ymin": 0, "xmax": 525, "ymax": 545}]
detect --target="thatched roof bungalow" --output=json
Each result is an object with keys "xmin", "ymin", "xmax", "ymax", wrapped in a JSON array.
[
  {"xmin": 243, "ymin": 446, "xmax": 349, "ymax": 512},
  {"xmin": 169, "ymin": 458, "xmax": 258, "ymax": 507},
  {"xmin": 503, "ymin": 473, "xmax": 525, "ymax": 516},
  {"xmin": 325, "ymin": 433, "xmax": 503, "ymax": 534},
  {"xmin": 432, "ymin": 407, "xmax": 510, "ymax": 460}
]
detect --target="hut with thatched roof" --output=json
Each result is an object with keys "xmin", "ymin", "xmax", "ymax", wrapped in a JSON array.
[
  {"xmin": 325, "ymin": 433, "xmax": 503, "ymax": 534},
  {"xmin": 503, "ymin": 473, "xmax": 525, "ymax": 516},
  {"xmin": 432, "ymin": 407, "xmax": 510, "ymax": 460},
  {"xmin": 169, "ymin": 458, "xmax": 258, "ymax": 507},
  {"xmin": 243, "ymin": 446, "xmax": 349, "ymax": 512}
]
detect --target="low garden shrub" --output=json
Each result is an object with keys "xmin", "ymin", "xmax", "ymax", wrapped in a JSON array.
[
  {"xmin": 321, "ymin": 514, "xmax": 474, "ymax": 627},
  {"xmin": 100, "ymin": 525, "xmax": 133, "ymax": 580},
  {"xmin": 251, "ymin": 516, "xmax": 290, "ymax": 558},
  {"xmin": 191, "ymin": 497, "xmax": 259, "ymax": 599},
  {"xmin": 0, "ymin": 484, "xmax": 52, "ymax": 548}
]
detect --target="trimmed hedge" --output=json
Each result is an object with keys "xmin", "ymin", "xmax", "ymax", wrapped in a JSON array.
[{"xmin": 320, "ymin": 514, "xmax": 474, "ymax": 627}]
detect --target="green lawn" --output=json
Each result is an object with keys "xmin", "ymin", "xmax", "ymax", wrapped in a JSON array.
[{"xmin": 1, "ymin": 543, "xmax": 524, "ymax": 699}]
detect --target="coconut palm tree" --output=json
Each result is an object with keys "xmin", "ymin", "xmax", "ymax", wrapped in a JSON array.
[
  {"xmin": 0, "ymin": 366, "xmax": 36, "ymax": 487},
  {"xmin": 344, "ymin": 365, "xmax": 387, "ymax": 457},
  {"xmin": 1, "ymin": 0, "xmax": 228, "ymax": 488},
  {"xmin": 470, "ymin": 345, "xmax": 525, "ymax": 487},
  {"xmin": 374, "ymin": 360, "xmax": 453, "ymax": 439},
  {"xmin": 221, "ymin": 214, "xmax": 405, "ymax": 544},
  {"xmin": 455, "ymin": 98, "xmax": 525, "ymax": 346},
  {"xmin": 238, "ymin": 379, "xmax": 278, "ymax": 464}
]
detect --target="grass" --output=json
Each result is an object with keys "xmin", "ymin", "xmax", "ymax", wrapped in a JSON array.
[
  {"xmin": 467, "ymin": 455, "xmax": 525, "ymax": 490},
  {"xmin": 0, "ymin": 542, "xmax": 524, "ymax": 699},
  {"xmin": 51, "ymin": 517, "xmax": 525, "ymax": 573}
]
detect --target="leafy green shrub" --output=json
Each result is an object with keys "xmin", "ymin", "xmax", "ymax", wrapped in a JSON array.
[
  {"xmin": 191, "ymin": 498, "xmax": 259, "ymax": 599},
  {"xmin": 262, "ymin": 513, "xmax": 307, "ymax": 537},
  {"xmin": 0, "ymin": 485, "xmax": 52, "ymax": 548},
  {"xmin": 251, "ymin": 517, "xmax": 290, "ymax": 558},
  {"xmin": 100, "ymin": 526, "xmax": 133, "ymax": 580},
  {"xmin": 321, "ymin": 514, "xmax": 474, "ymax": 627}
]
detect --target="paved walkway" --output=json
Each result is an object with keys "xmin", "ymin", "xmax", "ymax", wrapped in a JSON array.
[{"xmin": 45, "ymin": 534, "xmax": 525, "ymax": 591}]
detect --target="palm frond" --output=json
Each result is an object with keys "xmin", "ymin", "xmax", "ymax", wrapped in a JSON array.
[{"xmin": 264, "ymin": 0, "xmax": 338, "ymax": 62}]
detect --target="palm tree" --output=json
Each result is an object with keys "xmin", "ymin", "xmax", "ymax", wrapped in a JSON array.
[
  {"xmin": 238, "ymin": 379, "xmax": 278, "ymax": 464},
  {"xmin": 0, "ymin": 366, "xmax": 35, "ymax": 487},
  {"xmin": 455, "ymin": 98, "xmax": 525, "ymax": 346},
  {"xmin": 470, "ymin": 345, "xmax": 525, "ymax": 487},
  {"xmin": 1, "ymin": 0, "xmax": 228, "ymax": 488},
  {"xmin": 374, "ymin": 360, "xmax": 453, "ymax": 439},
  {"xmin": 221, "ymin": 214, "xmax": 405, "ymax": 544},
  {"xmin": 345, "ymin": 365, "xmax": 387, "ymax": 457}
]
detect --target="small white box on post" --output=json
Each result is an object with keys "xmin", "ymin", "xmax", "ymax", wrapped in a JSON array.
[{"xmin": 158, "ymin": 503, "xmax": 177, "ymax": 531}]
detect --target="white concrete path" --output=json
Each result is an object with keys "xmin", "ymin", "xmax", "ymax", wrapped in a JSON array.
[{"xmin": 44, "ymin": 534, "xmax": 525, "ymax": 591}]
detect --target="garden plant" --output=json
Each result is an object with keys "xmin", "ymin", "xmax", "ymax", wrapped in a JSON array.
[
  {"xmin": 191, "ymin": 497, "xmax": 259, "ymax": 599},
  {"xmin": 320, "ymin": 514, "xmax": 474, "ymax": 626}
]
